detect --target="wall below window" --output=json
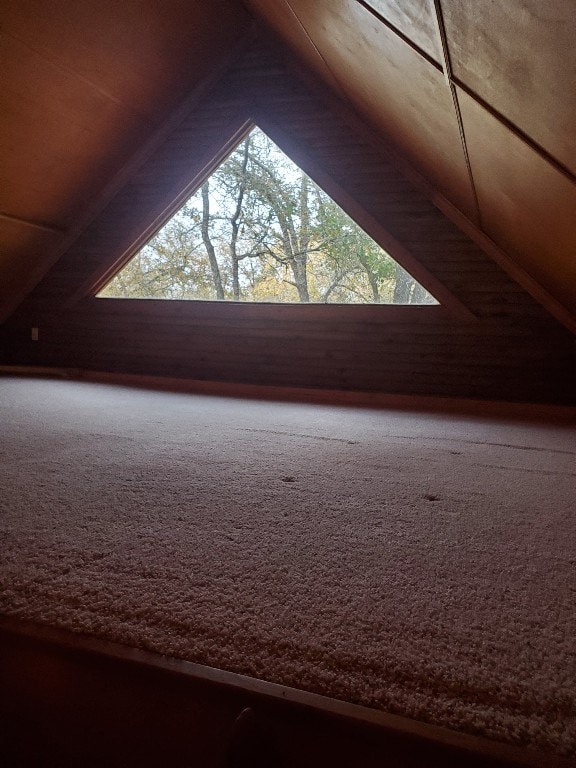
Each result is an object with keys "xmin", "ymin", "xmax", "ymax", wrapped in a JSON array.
[{"xmin": 1, "ymin": 299, "xmax": 573, "ymax": 403}]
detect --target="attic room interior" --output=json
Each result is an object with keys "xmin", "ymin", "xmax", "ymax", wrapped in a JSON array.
[{"xmin": 1, "ymin": 1, "xmax": 575, "ymax": 766}]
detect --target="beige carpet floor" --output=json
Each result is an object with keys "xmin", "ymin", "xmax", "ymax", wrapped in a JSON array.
[{"xmin": 1, "ymin": 377, "xmax": 575, "ymax": 757}]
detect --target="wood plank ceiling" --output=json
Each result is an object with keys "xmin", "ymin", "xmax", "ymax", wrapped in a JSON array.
[
  {"xmin": 1, "ymin": 0, "xmax": 575, "ymax": 327},
  {"xmin": 245, "ymin": 0, "xmax": 576, "ymax": 324},
  {"xmin": 0, "ymin": 0, "xmax": 252, "ymax": 323}
]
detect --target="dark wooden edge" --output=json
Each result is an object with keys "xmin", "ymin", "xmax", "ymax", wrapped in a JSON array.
[
  {"xmin": 67, "ymin": 117, "xmax": 255, "ymax": 306},
  {"xmin": 85, "ymin": 118, "xmax": 253, "ymax": 298},
  {"xmin": 1, "ymin": 367, "xmax": 576, "ymax": 423},
  {"xmin": 0, "ymin": 616, "xmax": 572, "ymax": 768},
  {"xmin": 0, "ymin": 211, "xmax": 66, "ymax": 234},
  {"xmin": 83, "ymin": 296, "xmax": 450, "ymax": 322},
  {"xmin": 427, "ymin": 190, "xmax": 576, "ymax": 336}
]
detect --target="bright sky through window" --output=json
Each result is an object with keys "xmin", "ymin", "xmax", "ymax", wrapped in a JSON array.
[{"xmin": 99, "ymin": 126, "xmax": 438, "ymax": 305}]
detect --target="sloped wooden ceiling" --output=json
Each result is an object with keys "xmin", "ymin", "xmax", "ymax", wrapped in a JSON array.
[
  {"xmin": 245, "ymin": 0, "xmax": 576, "ymax": 323},
  {"xmin": 1, "ymin": 0, "xmax": 575, "ymax": 331},
  {"xmin": 3, "ymin": 36, "xmax": 573, "ymax": 404},
  {"xmin": 0, "ymin": 0, "xmax": 252, "ymax": 324}
]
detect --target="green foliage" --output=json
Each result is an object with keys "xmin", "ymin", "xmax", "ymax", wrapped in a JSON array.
[{"xmin": 100, "ymin": 127, "xmax": 437, "ymax": 305}]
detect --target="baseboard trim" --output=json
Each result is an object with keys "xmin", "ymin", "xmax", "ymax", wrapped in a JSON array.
[{"xmin": 1, "ymin": 365, "xmax": 575, "ymax": 422}]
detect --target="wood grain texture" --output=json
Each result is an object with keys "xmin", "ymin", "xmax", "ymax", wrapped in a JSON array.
[
  {"xmin": 246, "ymin": 0, "xmax": 576, "ymax": 329},
  {"xmin": 0, "ymin": 31, "xmax": 145, "ymax": 227},
  {"xmin": 245, "ymin": 0, "xmax": 349, "ymax": 99},
  {"xmin": 442, "ymin": 0, "xmax": 576, "ymax": 176},
  {"xmin": 358, "ymin": 0, "xmax": 442, "ymax": 62},
  {"xmin": 0, "ymin": 0, "xmax": 251, "ymax": 322},
  {"xmin": 0, "ymin": 222, "xmax": 61, "ymax": 319},
  {"xmin": 3, "ymin": 0, "xmax": 576, "ymax": 345},
  {"xmin": 459, "ymin": 87, "xmax": 576, "ymax": 313},
  {"xmin": 257, "ymin": 0, "xmax": 477, "ymax": 219},
  {"xmin": 1, "ymin": 0, "xmax": 251, "ymax": 122},
  {"xmin": 2, "ymin": 37, "xmax": 574, "ymax": 405}
]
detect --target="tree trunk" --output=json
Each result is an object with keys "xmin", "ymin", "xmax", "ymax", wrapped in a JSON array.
[
  {"xmin": 358, "ymin": 249, "xmax": 380, "ymax": 302},
  {"xmin": 201, "ymin": 181, "xmax": 225, "ymax": 300},
  {"xmin": 410, "ymin": 281, "xmax": 428, "ymax": 304},
  {"xmin": 292, "ymin": 259, "xmax": 310, "ymax": 302},
  {"xmin": 229, "ymin": 136, "xmax": 251, "ymax": 300},
  {"xmin": 293, "ymin": 172, "xmax": 310, "ymax": 302},
  {"xmin": 393, "ymin": 265, "xmax": 413, "ymax": 304}
]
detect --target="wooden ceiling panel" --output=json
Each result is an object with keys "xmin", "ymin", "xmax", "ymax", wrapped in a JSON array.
[
  {"xmin": 459, "ymin": 87, "xmax": 576, "ymax": 313},
  {"xmin": 263, "ymin": 0, "xmax": 477, "ymax": 219},
  {"xmin": 360, "ymin": 0, "xmax": 442, "ymax": 62},
  {"xmin": 245, "ymin": 0, "xmax": 349, "ymax": 97},
  {"xmin": 0, "ymin": 32, "xmax": 145, "ymax": 227},
  {"xmin": 0, "ymin": 0, "xmax": 251, "ymax": 322},
  {"xmin": 442, "ymin": 0, "xmax": 576, "ymax": 175},
  {"xmin": 1, "ymin": 0, "xmax": 251, "ymax": 123}
]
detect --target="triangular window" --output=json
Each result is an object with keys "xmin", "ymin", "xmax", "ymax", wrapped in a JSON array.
[{"xmin": 98, "ymin": 126, "xmax": 438, "ymax": 305}]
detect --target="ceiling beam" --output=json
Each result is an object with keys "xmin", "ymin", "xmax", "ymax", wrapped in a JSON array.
[
  {"xmin": 353, "ymin": 0, "xmax": 442, "ymax": 71},
  {"xmin": 430, "ymin": 0, "xmax": 481, "ymax": 224},
  {"xmin": 0, "ymin": 211, "xmax": 66, "ymax": 234}
]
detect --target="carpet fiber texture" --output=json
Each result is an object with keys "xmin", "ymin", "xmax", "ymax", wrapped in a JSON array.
[{"xmin": 1, "ymin": 378, "xmax": 575, "ymax": 756}]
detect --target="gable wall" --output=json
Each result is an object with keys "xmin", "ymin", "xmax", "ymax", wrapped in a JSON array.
[{"xmin": 1, "ymin": 39, "xmax": 574, "ymax": 403}]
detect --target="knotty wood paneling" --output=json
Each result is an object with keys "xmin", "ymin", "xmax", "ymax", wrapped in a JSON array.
[{"xmin": 3, "ymin": 36, "xmax": 574, "ymax": 404}]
